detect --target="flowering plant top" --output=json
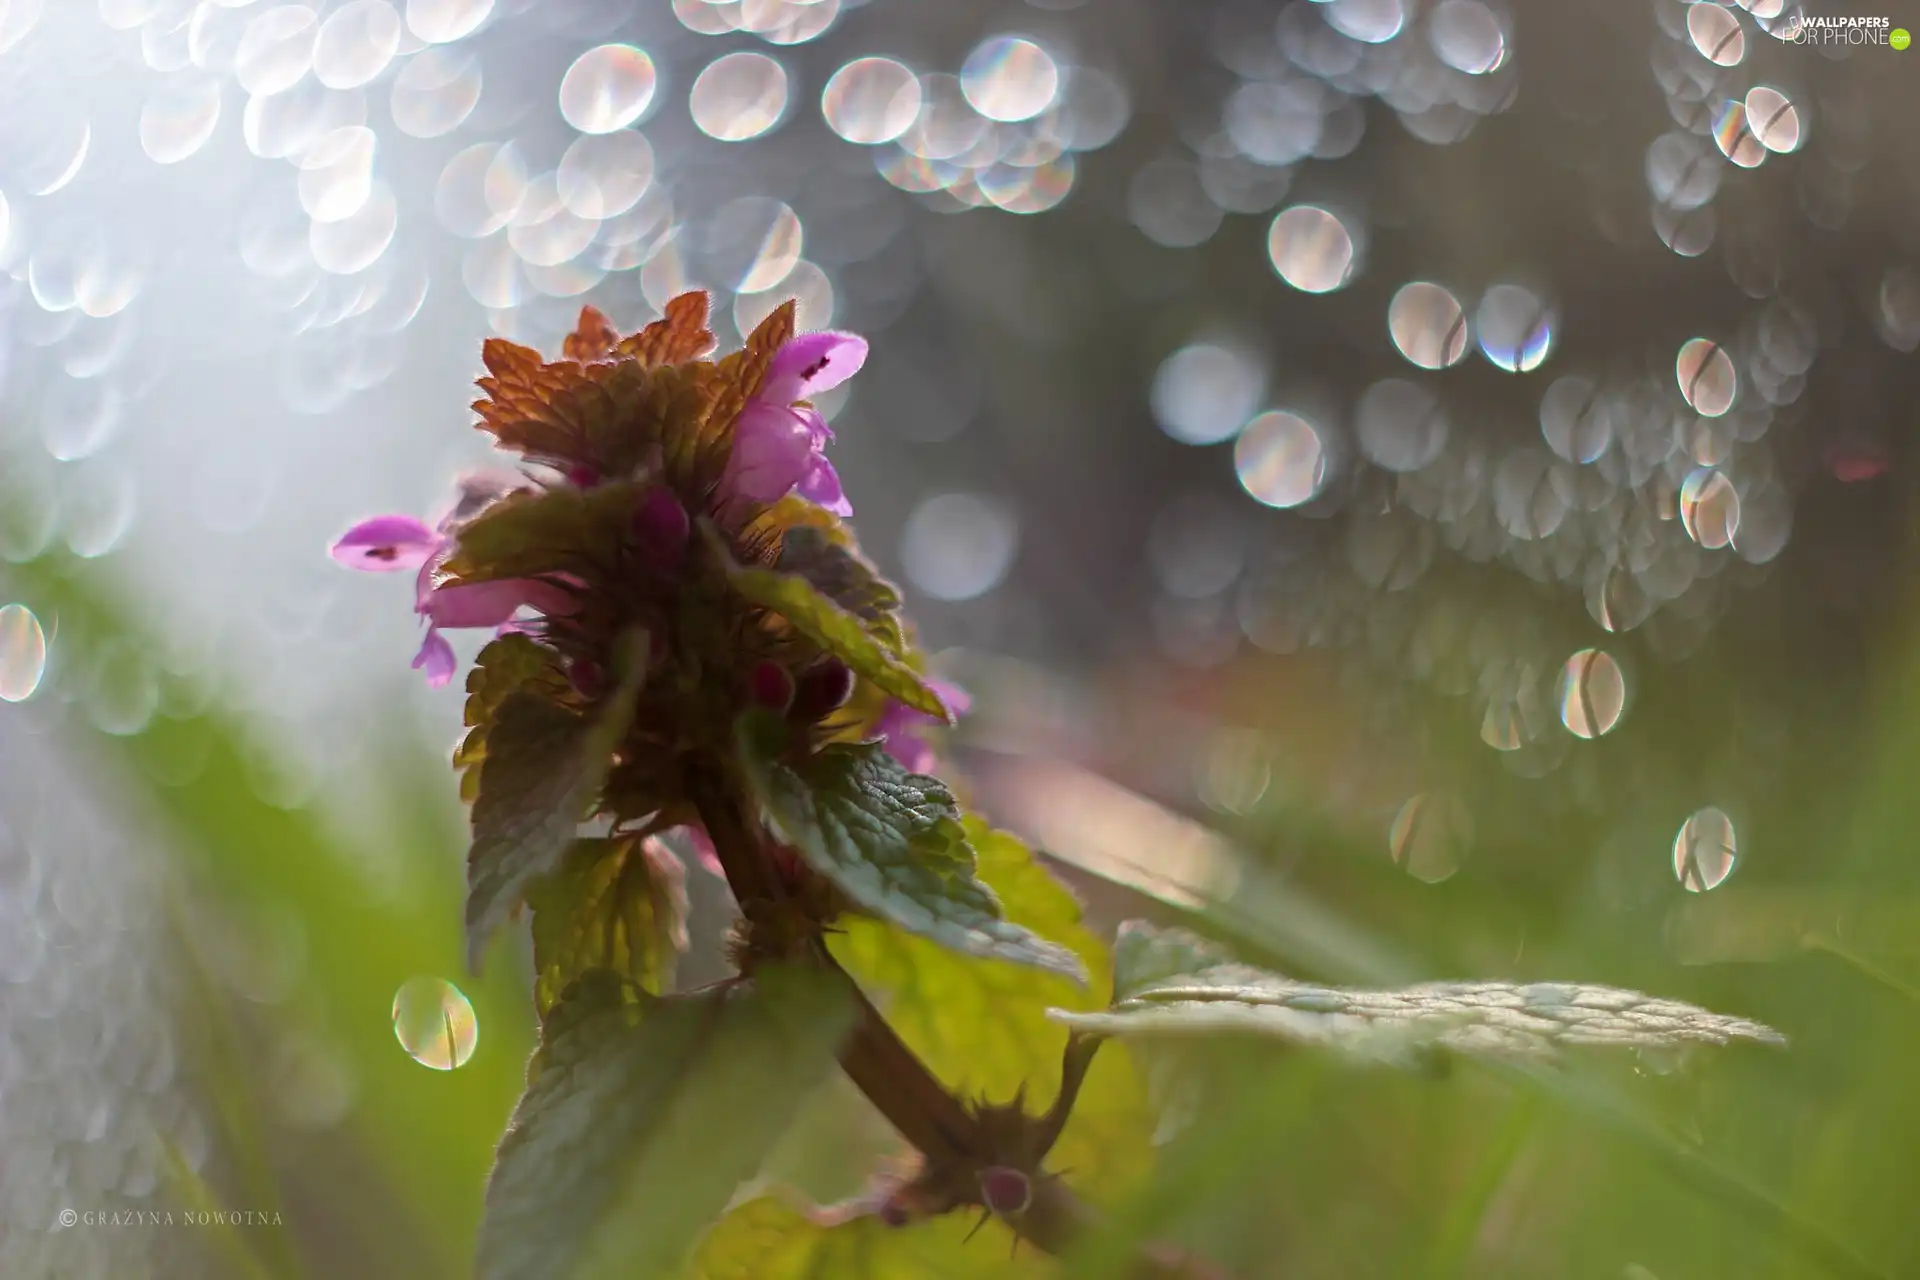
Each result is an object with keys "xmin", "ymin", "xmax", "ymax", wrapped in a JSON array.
[{"xmin": 327, "ymin": 294, "xmax": 1784, "ymax": 1280}]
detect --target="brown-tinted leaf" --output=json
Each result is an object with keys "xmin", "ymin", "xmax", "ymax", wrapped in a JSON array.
[
  {"xmin": 651, "ymin": 362, "xmax": 730, "ymax": 489},
  {"xmin": 564, "ymin": 305, "xmax": 619, "ymax": 362},
  {"xmin": 481, "ymin": 337, "xmax": 544, "ymax": 384},
  {"xmin": 616, "ymin": 291, "xmax": 714, "ymax": 367},
  {"xmin": 716, "ymin": 300, "xmax": 795, "ymax": 404},
  {"xmin": 526, "ymin": 836, "xmax": 689, "ymax": 1017},
  {"xmin": 475, "ymin": 347, "xmax": 593, "ymax": 463}
]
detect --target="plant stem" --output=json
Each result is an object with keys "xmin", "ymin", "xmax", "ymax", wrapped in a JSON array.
[
  {"xmin": 689, "ymin": 761, "xmax": 1227, "ymax": 1279},
  {"xmin": 823, "ymin": 956, "xmax": 980, "ymax": 1164}
]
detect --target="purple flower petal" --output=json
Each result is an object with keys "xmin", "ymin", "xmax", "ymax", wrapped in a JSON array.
[
  {"xmin": 329, "ymin": 515, "xmax": 442, "ymax": 572},
  {"xmin": 871, "ymin": 699, "xmax": 917, "ymax": 742},
  {"xmin": 872, "ymin": 679, "xmax": 969, "ymax": 768},
  {"xmin": 722, "ymin": 401, "xmax": 815, "ymax": 505},
  {"xmin": 885, "ymin": 733, "xmax": 937, "ymax": 776},
  {"xmin": 412, "ymin": 629, "xmax": 457, "ymax": 687},
  {"xmin": 796, "ymin": 456, "xmax": 853, "ymax": 517},
  {"xmin": 929, "ymin": 679, "xmax": 972, "ymax": 720},
  {"xmin": 761, "ymin": 331, "xmax": 869, "ymax": 404},
  {"xmin": 423, "ymin": 578, "xmax": 574, "ymax": 629},
  {"xmin": 794, "ymin": 405, "xmax": 834, "ymax": 446}
]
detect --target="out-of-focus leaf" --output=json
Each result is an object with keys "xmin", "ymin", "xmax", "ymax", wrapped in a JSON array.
[
  {"xmin": 737, "ymin": 716, "xmax": 1086, "ymax": 982},
  {"xmin": 1056, "ymin": 921, "xmax": 1787, "ymax": 1065},
  {"xmin": 831, "ymin": 820, "xmax": 1152, "ymax": 1200},
  {"xmin": 456, "ymin": 635, "xmax": 570, "ymax": 803},
  {"xmin": 703, "ymin": 522, "xmax": 947, "ymax": 720},
  {"xmin": 158, "ymin": 1129, "xmax": 280, "ymax": 1280},
  {"xmin": 526, "ymin": 835, "xmax": 688, "ymax": 1017},
  {"xmin": 466, "ymin": 631, "xmax": 647, "ymax": 971},
  {"xmin": 3, "ymin": 548, "xmax": 526, "ymax": 1276},
  {"xmin": 689, "ymin": 1194, "xmax": 1046, "ymax": 1279},
  {"xmin": 480, "ymin": 967, "xmax": 853, "ymax": 1280}
]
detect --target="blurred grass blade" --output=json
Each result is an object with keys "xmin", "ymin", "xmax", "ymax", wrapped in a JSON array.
[{"xmin": 157, "ymin": 1130, "xmax": 279, "ymax": 1280}]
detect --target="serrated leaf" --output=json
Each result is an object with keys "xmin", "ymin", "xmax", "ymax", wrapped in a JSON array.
[
  {"xmin": 525, "ymin": 836, "xmax": 689, "ymax": 1018},
  {"xmin": 831, "ymin": 820, "xmax": 1152, "ymax": 1200},
  {"xmin": 689, "ymin": 1194, "xmax": 1047, "ymax": 1280},
  {"xmin": 615, "ymin": 290, "xmax": 715, "ymax": 367},
  {"xmin": 480, "ymin": 966, "xmax": 853, "ymax": 1280},
  {"xmin": 1054, "ymin": 921, "xmax": 1788, "ymax": 1065},
  {"xmin": 776, "ymin": 523, "xmax": 907, "ymax": 655},
  {"xmin": 737, "ymin": 718, "xmax": 1086, "ymax": 982},
  {"xmin": 444, "ymin": 480, "xmax": 645, "ymax": 585},
  {"xmin": 457, "ymin": 635, "xmax": 570, "ymax": 802},
  {"xmin": 703, "ymin": 521, "xmax": 947, "ymax": 721},
  {"xmin": 465, "ymin": 631, "xmax": 648, "ymax": 972}
]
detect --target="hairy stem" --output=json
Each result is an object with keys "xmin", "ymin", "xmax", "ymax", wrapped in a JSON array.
[
  {"xmin": 688, "ymin": 760, "xmax": 1225, "ymax": 1279},
  {"xmin": 821, "ymin": 953, "xmax": 981, "ymax": 1164}
]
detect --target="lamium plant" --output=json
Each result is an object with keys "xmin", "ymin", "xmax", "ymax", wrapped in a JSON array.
[{"xmin": 331, "ymin": 294, "xmax": 1787, "ymax": 1279}]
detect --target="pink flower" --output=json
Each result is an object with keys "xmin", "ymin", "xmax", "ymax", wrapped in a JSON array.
[
  {"xmin": 873, "ymin": 680, "xmax": 970, "ymax": 775},
  {"xmin": 720, "ymin": 330, "xmax": 867, "ymax": 516},
  {"xmin": 328, "ymin": 515, "xmax": 441, "ymax": 571},
  {"xmin": 329, "ymin": 506, "xmax": 576, "ymax": 688}
]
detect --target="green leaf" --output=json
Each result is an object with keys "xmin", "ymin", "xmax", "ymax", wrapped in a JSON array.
[
  {"xmin": 456, "ymin": 634, "xmax": 570, "ymax": 802},
  {"xmin": 465, "ymin": 630, "xmax": 648, "ymax": 972},
  {"xmin": 776, "ymin": 523, "xmax": 908, "ymax": 655},
  {"xmin": 525, "ymin": 836, "xmax": 689, "ymax": 1018},
  {"xmin": 737, "ymin": 718, "xmax": 1086, "ymax": 983},
  {"xmin": 702, "ymin": 521, "xmax": 947, "ymax": 721},
  {"xmin": 480, "ymin": 967, "xmax": 854, "ymax": 1280},
  {"xmin": 1110, "ymin": 918, "xmax": 1238, "ymax": 1004},
  {"xmin": 1054, "ymin": 921, "xmax": 1789, "ymax": 1066},
  {"xmin": 446, "ymin": 480, "xmax": 644, "ymax": 584},
  {"xmin": 831, "ymin": 820, "xmax": 1153, "ymax": 1201},
  {"xmin": 690, "ymin": 1195, "xmax": 1046, "ymax": 1279}
]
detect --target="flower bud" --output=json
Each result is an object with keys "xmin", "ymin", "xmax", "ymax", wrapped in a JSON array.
[
  {"xmin": 749, "ymin": 660, "xmax": 794, "ymax": 712},
  {"xmin": 789, "ymin": 658, "xmax": 854, "ymax": 721},
  {"xmin": 570, "ymin": 658, "xmax": 605, "ymax": 699},
  {"xmin": 979, "ymin": 1166, "xmax": 1031, "ymax": 1217},
  {"xmin": 632, "ymin": 486, "xmax": 690, "ymax": 567}
]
